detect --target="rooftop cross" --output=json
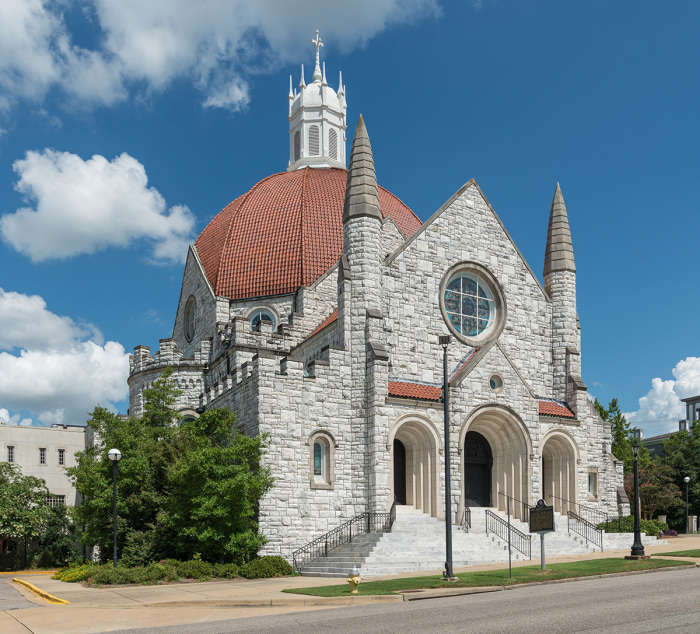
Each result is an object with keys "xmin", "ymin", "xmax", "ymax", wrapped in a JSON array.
[{"xmin": 311, "ymin": 30, "xmax": 323, "ymax": 81}]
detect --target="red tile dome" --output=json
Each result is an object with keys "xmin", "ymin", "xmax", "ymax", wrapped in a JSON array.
[{"xmin": 194, "ymin": 167, "xmax": 422, "ymax": 300}]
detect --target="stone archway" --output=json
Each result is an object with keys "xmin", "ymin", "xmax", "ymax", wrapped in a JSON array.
[
  {"xmin": 541, "ymin": 432, "xmax": 578, "ymax": 514},
  {"xmin": 389, "ymin": 418, "xmax": 440, "ymax": 518},
  {"xmin": 459, "ymin": 406, "xmax": 532, "ymax": 520}
]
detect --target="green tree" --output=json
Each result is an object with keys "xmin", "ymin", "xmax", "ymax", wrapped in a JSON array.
[
  {"xmin": 0, "ymin": 463, "xmax": 51, "ymax": 566},
  {"xmin": 162, "ymin": 408, "xmax": 273, "ymax": 564},
  {"xmin": 659, "ymin": 422, "xmax": 700, "ymax": 530},
  {"xmin": 68, "ymin": 367, "xmax": 273, "ymax": 564},
  {"xmin": 623, "ymin": 462, "xmax": 682, "ymax": 520},
  {"xmin": 594, "ymin": 397, "xmax": 649, "ymax": 472},
  {"xmin": 38, "ymin": 504, "xmax": 79, "ymax": 566}
]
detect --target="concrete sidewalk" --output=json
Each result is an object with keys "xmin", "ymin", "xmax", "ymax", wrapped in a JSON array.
[{"xmin": 3, "ymin": 535, "xmax": 700, "ymax": 633}]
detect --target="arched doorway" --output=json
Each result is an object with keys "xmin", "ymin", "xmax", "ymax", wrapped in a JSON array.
[
  {"xmin": 393, "ymin": 439, "xmax": 407, "ymax": 505},
  {"xmin": 541, "ymin": 433, "xmax": 577, "ymax": 514},
  {"xmin": 390, "ymin": 419, "xmax": 440, "ymax": 517},
  {"xmin": 459, "ymin": 406, "xmax": 532, "ymax": 520},
  {"xmin": 464, "ymin": 431, "xmax": 492, "ymax": 506}
]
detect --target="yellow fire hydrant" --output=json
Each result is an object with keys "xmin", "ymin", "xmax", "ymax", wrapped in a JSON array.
[{"xmin": 346, "ymin": 565, "xmax": 361, "ymax": 593}]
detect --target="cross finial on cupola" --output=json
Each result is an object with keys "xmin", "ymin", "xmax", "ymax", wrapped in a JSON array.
[
  {"xmin": 543, "ymin": 183, "xmax": 576, "ymax": 276},
  {"xmin": 312, "ymin": 30, "xmax": 324, "ymax": 82}
]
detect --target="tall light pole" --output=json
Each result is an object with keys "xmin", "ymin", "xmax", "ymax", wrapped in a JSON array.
[
  {"xmin": 439, "ymin": 334, "xmax": 455, "ymax": 580},
  {"xmin": 107, "ymin": 448, "xmax": 122, "ymax": 568},
  {"xmin": 684, "ymin": 476, "xmax": 690, "ymax": 534},
  {"xmin": 630, "ymin": 430, "xmax": 645, "ymax": 558}
]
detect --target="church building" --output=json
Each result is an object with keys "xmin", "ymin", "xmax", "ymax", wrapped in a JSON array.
[{"xmin": 127, "ymin": 33, "xmax": 626, "ymax": 561}]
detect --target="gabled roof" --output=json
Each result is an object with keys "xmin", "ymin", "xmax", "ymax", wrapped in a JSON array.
[{"xmin": 310, "ymin": 308, "xmax": 338, "ymax": 337}]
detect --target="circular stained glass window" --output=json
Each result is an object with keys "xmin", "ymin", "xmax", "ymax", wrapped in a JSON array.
[
  {"xmin": 184, "ymin": 296, "xmax": 196, "ymax": 342},
  {"xmin": 444, "ymin": 273, "xmax": 494, "ymax": 337}
]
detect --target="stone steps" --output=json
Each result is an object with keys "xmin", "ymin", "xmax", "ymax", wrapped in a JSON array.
[{"xmin": 297, "ymin": 505, "xmax": 665, "ymax": 577}]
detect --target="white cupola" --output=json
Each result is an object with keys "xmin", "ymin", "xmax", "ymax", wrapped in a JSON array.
[{"xmin": 287, "ymin": 30, "xmax": 347, "ymax": 171}]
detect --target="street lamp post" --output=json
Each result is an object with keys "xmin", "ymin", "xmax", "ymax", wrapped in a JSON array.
[
  {"xmin": 439, "ymin": 334, "xmax": 455, "ymax": 580},
  {"xmin": 107, "ymin": 448, "xmax": 123, "ymax": 568},
  {"xmin": 684, "ymin": 476, "xmax": 690, "ymax": 534},
  {"xmin": 630, "ymin": 430, "xmax": 645, "ymax": 558}
]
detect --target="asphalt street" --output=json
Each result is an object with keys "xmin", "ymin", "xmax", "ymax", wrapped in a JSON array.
[
  {"xmin": 0, "ymin": 575, "xmax": 40, "ymax": 611},
  {"xmin": 117, "ymin": 566, "xmax": 700, "ymax": 634}
]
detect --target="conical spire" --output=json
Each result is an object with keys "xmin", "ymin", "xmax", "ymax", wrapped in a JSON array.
[
  {"xmin": 298, "ymin": 64, "xmax": 306, "ymax": 89},
  {"xmin": 543, "ymin": 183, "xmax": 576, "ymax": 276},
  {"xmin": 312, "ymin": 30, "xmax": 323, "ymax": 82},
  {"xmin": 343, "ymin": 115, "xmax": 381, "ymax": 223}
]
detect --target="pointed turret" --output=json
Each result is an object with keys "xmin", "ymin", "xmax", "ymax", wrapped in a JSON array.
[
  {"xmin": 343, "ymin": 115, "xmax": 381, "ymax": 223},
  {"xmin": 543, "ymin": 183, "xmax": 576, "ymax": 276},
  {"xmin": 298, "ymin": 64, "xmax": 306, "ymax": 89}
]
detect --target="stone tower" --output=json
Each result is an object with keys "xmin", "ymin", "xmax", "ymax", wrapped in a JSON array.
[
  {"xmin": 543, "ymin": 183, "xmax": 585, "ymax": 412},
  {"xmin": 287, "ymin": 30, "xmax": 347, "ymax": 171}
]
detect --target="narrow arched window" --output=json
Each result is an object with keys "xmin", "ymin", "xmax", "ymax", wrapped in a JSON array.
[
  {"xmin": 308, "ymin": 431, "xmax": 335, "ymax": 489},
  {"xmin": 329, "ymin": 129, "xmax": 337, "ymax": 160},
  {"xmin": 309, "ymin": 125, "xmax": 320, "ymax": 156},
  {"xmin": 294, "ymin": 131, "xmax": 301, "ymax": 161},
  {"xmin": 314, "ymin": 441, "xmax": 323, "ymax": 477}
]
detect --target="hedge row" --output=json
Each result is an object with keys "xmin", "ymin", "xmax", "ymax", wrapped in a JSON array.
[{"xmin": 52, "ymin": 555, "xmax": 293, "ymax": 586}]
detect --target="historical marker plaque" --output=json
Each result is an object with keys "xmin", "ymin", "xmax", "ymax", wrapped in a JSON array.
[{"xmin": 529, "ymin": 499, "xmax": 555, "ymax": 533}]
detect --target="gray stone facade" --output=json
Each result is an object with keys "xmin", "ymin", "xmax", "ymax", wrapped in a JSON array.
[{"xmin": 127, "ymin": 118, "xmax": 626, "ymax": 562}]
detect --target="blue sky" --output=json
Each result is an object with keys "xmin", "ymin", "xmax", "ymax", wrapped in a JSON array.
[{"xmin": 0, "ymin": 0, "xmax": 698, "ymax": 436}]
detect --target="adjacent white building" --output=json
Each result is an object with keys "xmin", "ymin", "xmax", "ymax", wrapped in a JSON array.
[{"xmin": 0, "ymin": 424, "xmax": 85, "ymax": 506}]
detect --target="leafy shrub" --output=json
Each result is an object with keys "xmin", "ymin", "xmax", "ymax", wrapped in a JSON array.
[
  {"xmin": 660, "ymin": 529, "xmax": 679, "ymax": 537},
  {"xmin": 240, "ymin": 556, "xmax": 293, "ymax": 579},
  {"xmin": 213, "ymin": 563, "xmax": 239, "ymax": 579},
  {"xmin": 53, "ymin": 563, "xmax": 100, "ymax": 582},
  {"xmin": 176, "ymin": 558, "xmax": 214, "ymax": 579},
  {"xmin": 88, "ymin": 565, "xmax": 132, "ymax": 586},
  {"xmin": 597, "ymin": 516, "xmax": 669, "ymax": 537},
  {"xmin": 120, "ymin": 530, "xmax": 157, "ymax": 568}
]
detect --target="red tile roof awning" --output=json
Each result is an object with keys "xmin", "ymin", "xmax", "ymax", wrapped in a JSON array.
[
  {"xmin": 388, "ymin": 381, "xmax": 441, "ymax": 402},
  {"xmin": 310, "ymin": 308, "xmax": 338, "ymax": 337},
  {"xmin": 539, "ymin": 400, "xmax": 575, "ymax": 418}
]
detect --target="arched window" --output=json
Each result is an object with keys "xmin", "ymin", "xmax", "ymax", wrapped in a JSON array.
[
  {"xmin": 329, "ymin": 129, "xmax": 337, "ymax": 160},
  {"xmin": 308, "ymin": 125, "xmax": 320, "ymax": 156},
  {"xmin": 307, "ymin": 430, "xmax": 336, "ymax": 489},
  {"xmin": 294, "ymin": 130, "xmax": 301, "ymax": 161},
  {"xmin": 249, "ymin": 309, "xmax": 275, "ymax": 332},
  {"xmin": 184, "ymin": 296, "xmax": 196, "ymax": 342}
]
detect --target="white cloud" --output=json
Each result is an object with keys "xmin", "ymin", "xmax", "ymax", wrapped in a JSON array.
[
  {"xmin": 0, "ymin": 288, "xmax": 100, "ymax": 352},
  {"xmin": 1, "ymin": 149, "xmax": 195, "ymax": 263},
  {"xmin": 0, "ymin": 408, "xmax": 33, "ymax": 427},
  {"xmin": 626, "ymin": 357, "xmax": 700, "ymax": 436},
  {"xmin": 0, "ymin": 0, "xmax": 440, "ymax": 112},
  {"xmin": 0, "ymin": 290, "xmax": 130, "ymax": 427}
]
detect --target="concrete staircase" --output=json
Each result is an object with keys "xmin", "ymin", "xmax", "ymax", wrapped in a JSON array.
[{"xmin": 297, "ymin": 505, "xmax": 663, "ymax": 577}]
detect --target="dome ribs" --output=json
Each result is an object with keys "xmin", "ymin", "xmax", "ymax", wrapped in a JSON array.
[{"xmin": 194, "ymin": 168, "xmax": 422, "ymax": 301}]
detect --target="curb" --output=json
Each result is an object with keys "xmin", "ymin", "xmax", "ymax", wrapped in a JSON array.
[
  {"xmin": 12, "ymin": 578, "xmax": 70, "ymax": 605},
  {"xmin": 121, "ymin": 595, "xmax": 403, "ymax": 609}
]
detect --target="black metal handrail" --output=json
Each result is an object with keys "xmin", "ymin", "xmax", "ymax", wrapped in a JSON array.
[
  {"xmin": 462, "ymin": 505, "xmax": 471, "ymax": 530},
  {"xmin": 567, "ymin": 510, "xmax": 603, "ymax": 550},
  {"xmin": 498, "ymin": 491, "xmax": 533, "ymax": 522},
  {"xmin": 485, "ymin": 509, "xmax": 532, "ymax": 559},
  {"xmin": 548, "ymin": 493, "xmax": 607, "ymax": 525},
  {"xmin": 292, "ymin": 500, "xmax": 397, "ymax": 572}
]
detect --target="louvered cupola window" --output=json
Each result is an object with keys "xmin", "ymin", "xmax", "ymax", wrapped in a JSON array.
[
  {"xmin": 309, "ymin": 125, "xmax": 320, "ymax": 156},
  {"xmin": 329, "ymin": 129, "xmax": 337, "ymax": 160},
  {"xmin": 294, "ymin": 131, "xmax": 301, "ymax": 161}
]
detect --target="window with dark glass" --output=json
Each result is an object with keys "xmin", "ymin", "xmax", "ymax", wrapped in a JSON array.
[
  {"xmin": 314, "ymin": 441, "xmax": 323, "ymax": 476},
  {"xmin": 39, "ymin": 448, "xmax": 46, "ymax": 464},
  {"xmin": 58, "ymin": 449, "xmax": 65, "ymax": 466},
  {"xmin": 7, "ymin": 446, "xmax": 14, "ymax": 463},
  {"xmin": 294, "ymin": 130, "xmax": 301, "ymax": 161},
  {"xmin": 250, "ymin": 309, "xmax": 275, "ymax": 332}
]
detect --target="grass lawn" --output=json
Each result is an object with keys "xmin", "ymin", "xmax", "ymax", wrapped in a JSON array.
[
  {"xmin": 656, "ymin": 549, "xmax": 700, "ymax": 558},
  {"xmin": 284, "ymin": 559, "xmax": 688, "ymax": 597}
]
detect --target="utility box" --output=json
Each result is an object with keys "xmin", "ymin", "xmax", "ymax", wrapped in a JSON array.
[{"xmin": 690, "ymin": 515, "xmax": 698, "ymax": 533}]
